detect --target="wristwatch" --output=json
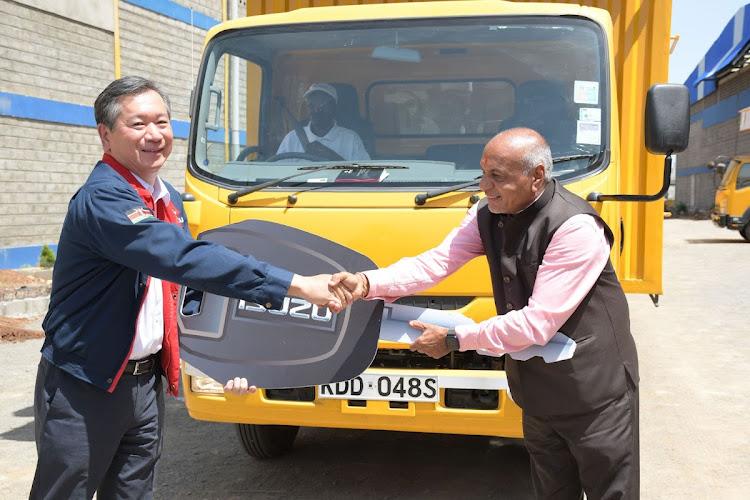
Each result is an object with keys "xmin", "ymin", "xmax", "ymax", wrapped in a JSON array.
[{"xmin": 444, "ymin": 328, "xmax": 460, "ymax": 351}]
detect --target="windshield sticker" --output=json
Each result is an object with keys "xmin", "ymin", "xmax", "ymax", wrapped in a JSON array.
[
  {"xmin": 576, "ymin": 121, "xmax": 601, "ymax": 145},
  {"xmin": 574, "ymin": 81, "xmax": 599, "ymax": 105},
  {"xmin": 579, "ymin": 107, "xmax": 601, "ymax": 122},
  {"xmin": 125, "ymin": 207, "xmax": 155, "ymax": 224}
]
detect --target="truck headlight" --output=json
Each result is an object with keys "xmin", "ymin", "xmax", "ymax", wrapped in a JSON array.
[{"xmin": 190, "ymin": 376, "xmax": 225, "ymax": 394}]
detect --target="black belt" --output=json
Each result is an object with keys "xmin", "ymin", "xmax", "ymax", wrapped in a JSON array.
[{"xmin": 124, "ymin": 353, "xmax": 159, "ymax": 375}]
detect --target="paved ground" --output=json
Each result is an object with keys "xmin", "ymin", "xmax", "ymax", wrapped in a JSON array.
[{"xmin": 1, "ymin": 218, "xmax": 748, "ymax": 499}]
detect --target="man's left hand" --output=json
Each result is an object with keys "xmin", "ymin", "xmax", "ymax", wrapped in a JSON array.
[{"xmin": 409, "ymin": 320, "xmax": 451, "ymax": 359}]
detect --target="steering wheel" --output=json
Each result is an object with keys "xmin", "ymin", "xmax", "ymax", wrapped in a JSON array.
[
  {"xmin": 263, "ymin": 152, "xmax": 327, "ymax": 162},
  {"xmin": 236, "ymin": 146, "xmax": 261, "ymax": 161}
]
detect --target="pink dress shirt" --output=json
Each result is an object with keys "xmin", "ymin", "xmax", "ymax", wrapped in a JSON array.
[{"xmin": 363, "ymin": 202, "xmax": 612, "ymax": 355}]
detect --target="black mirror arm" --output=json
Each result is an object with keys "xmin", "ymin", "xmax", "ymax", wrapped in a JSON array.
[{"xmin": 587, "ymin": 151, "xmax": 673, "ymax": 203}]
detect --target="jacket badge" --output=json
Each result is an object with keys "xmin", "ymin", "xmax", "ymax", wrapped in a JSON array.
[{"xmin": 125, "ymin": 207, "xmax": 155, "ymax": 224}]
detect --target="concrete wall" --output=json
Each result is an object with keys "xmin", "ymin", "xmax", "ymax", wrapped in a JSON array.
[
  {"xmin": 0, "ymin": 0, "xmax": 115, "ymax": 260},
  {"xmin": 0, "ymin": 0, "xmax": 223, "ymax": 268}
]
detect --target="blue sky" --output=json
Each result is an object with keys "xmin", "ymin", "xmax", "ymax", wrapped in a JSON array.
[{"xmin": 669, "ymin": 0, "xmax": 750, "ymax": 84}]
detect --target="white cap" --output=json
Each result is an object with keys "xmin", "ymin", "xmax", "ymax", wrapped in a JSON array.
[{"xmin": 303, "ymin": 83, "xmax": 338, "ymax": 103}]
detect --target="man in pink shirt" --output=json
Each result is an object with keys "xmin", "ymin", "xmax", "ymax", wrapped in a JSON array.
[{"xmin": 331, "ymin": 128, "xmax": 639, "ymax": 499}]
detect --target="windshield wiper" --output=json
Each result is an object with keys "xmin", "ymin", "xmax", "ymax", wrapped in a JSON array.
[
  {"xmin": 414, "ymin": 177, "xmax": 482, "ymax": 206},
  {"xmin": 227, "ymin": 163, "xmax": 408, "ymax": 204},
  {"xmin": 413, "ymin": 151, "xmax": 609, "ymax": 207},
  {"xmin": 553, "ymin": 150, "xmax": 609, "ymax": 164}
]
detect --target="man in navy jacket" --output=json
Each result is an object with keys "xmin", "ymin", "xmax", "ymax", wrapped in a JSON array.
[{"xmin": 31, "ymin": 76, "xmax": 348, "ymax": 499}]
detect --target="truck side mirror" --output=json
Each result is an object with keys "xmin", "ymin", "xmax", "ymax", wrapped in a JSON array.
[
  {"xmin": 645, "ymin": 84, "xmax": 690, "ymax": 154},
  {"xmin": 587, "ymin": 83, "xmax": 690, "ymax": 204},
  {"xmin": 709, "ymin": 155, "xmax": 730, "ymax": 175},
  {"xmin": 708, "ymin": 161, "xmax": 727, "ymax": 175}
]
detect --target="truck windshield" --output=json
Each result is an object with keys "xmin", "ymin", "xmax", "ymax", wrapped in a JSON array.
[
  {"xmin": 718, "ymin": 160, "xmax": 741, "ymax": 190},
  {"xmin": 190, "ymin": 16, "xmax": 608, "ymax": 189}
]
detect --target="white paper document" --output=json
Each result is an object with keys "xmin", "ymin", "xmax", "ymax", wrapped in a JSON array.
[{"xmin": 379, "ymin": 303, "xmax": 576, "ymax": 363}]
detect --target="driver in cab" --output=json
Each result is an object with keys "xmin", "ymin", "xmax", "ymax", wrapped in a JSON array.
[{"xmin": 276, "ymin": 83, "xmax": 370, "ymax": 161}]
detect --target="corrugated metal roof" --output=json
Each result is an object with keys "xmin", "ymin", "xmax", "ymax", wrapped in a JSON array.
[{"xmin": 685, "ymin": 4, "xmax": 750, "ymax": 103}]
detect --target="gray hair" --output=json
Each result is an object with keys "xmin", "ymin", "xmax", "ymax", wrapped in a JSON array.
[
  {"xmin": 520, "ymin": 138, "xmax": 553, "ymax": 181},
  {"xmin": 94, "ymin": 76, "xmax": 171, "ymax": 130}
]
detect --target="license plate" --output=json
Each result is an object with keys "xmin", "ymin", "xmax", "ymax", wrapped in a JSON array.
[{"xmin": 318, "ymin": 373, "xmax": 439, "ymax": 402}]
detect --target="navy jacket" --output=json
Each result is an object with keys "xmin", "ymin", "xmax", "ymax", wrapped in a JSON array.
[{"xmin": 41, "ymin": 160, "xmax": 293, "ymax": 392}]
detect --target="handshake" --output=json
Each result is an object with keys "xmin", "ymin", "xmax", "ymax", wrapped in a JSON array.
[
  {"xmin": 286, "ymin": 271, "xmax": 371, "ymax": 315},
  {"xmin": 224, "ymin": 270, "xmax": 452, "ymax": 395}
]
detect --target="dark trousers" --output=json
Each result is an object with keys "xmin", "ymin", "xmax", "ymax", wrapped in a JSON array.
[
  {"xmin": 31, "ymin": 357, "xmax": 165, "ymax": 500},
  {"xmin": 522, "ymin": 383, "xmax": 639, "ymax": 500}
]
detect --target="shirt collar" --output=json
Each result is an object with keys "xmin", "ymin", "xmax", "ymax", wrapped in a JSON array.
[
  {"xmin": 497, "ymin": 184, "xmax": 548, "ymax": 219},
  {"xmin": 514, "ymin": 184, "xmax": 548, "ymax": 216},
  {"xmin": 499, "ymin": 179, "xmax": 556, "ymax": 255},
  {"xmin": 306, "ymin": 121, "xmax": 339, "ymax": 140},
  {"xmin": 132, "ymin": 172, "xmax": 170, "ymax": 206}
]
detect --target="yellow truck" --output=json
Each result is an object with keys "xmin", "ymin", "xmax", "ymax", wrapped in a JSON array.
[
  {"xmin": 180, "ymin": 0, "xmax": 687, "ymax": 458},
  {"xmin": 709, "ymin": 155, "xmax": 750, "ymax": 241}
]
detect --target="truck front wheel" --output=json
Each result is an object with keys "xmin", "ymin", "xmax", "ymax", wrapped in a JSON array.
[
  {"xmin": 741, "ymin": 223, "xmax": 750, "ymax": 242},
  {"xmin": 236, "ymin": 424, "xmax": 300, "ymax": 459}
]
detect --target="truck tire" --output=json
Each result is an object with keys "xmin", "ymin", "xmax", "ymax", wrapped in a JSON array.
[
  {"xmin": 235, "ymin": 424, "xmax": 299, "ymax": 459},
  {"xmin": 741, "ymin": 223, "xmax": 750, "ymax": 242}
]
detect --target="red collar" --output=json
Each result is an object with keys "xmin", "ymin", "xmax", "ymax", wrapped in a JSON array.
[
  {"xmin": 102, "ymin": 154, "xmax": 158, "ymax": 209},
  {"xmin": 101, "ymin": 154, "xmax": 180, "ymax": 227}
]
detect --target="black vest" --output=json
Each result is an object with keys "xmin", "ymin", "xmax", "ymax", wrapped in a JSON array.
[{"xmin": 477, "ymin": 179, "xmax": 638, "ymax": 416}]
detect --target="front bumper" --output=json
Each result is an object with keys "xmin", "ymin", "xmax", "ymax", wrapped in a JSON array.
[
  {"xmin": 713, "ymin": 213, "xmax": 744, "ymax": 229},
  {"xmin": 182, "ymin": 364, "xmax": 524, "ymax": 438}
]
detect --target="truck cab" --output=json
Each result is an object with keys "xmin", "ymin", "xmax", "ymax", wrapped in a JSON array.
[
  {"xmin": 181, "ymin": 0, "xmax": 687, "ymax": 459},
  {"xmin": 710, "ymin": 156, "xmax": 750, "ymax": 241}
]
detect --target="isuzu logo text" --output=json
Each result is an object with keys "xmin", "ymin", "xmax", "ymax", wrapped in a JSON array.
[{"xmin": 234, "ymin": 297, "xmax": 336, "ymax": 331}]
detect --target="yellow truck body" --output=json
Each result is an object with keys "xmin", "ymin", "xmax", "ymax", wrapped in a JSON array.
[{"xmin": 180, "ymin": 0, "xmax": 676, "ymax": 457}]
